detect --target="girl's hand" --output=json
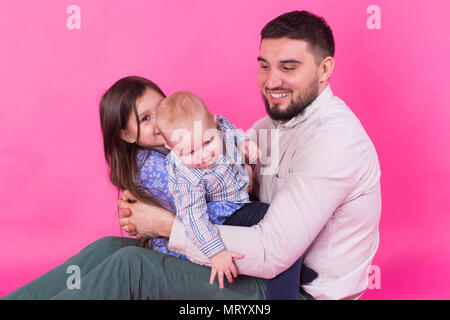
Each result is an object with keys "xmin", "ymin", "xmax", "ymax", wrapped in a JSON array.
[
  {"xmin": 209, "ymin": 250, "xmax": 244, "ymax": 289},
  {"xmin": 118, "ymin": 191, "xmax": 141, "ymax": 238}
]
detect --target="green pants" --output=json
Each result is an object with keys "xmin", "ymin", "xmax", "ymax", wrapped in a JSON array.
[{"xmin": 3, "ymin": 236, "xmax": 267, "ymax": 300}]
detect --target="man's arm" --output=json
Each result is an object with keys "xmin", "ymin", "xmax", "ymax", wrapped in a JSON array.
[{"xmin": 168, "ymin": 130, "xmax": 361, "ymax": 278}]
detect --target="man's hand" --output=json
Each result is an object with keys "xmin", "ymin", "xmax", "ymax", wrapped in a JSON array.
[
  {"xmin": 118, "ymin": 190, "xmax": 176, "ymax": 239},
  {"xmin": 209, "ymin": 250, "xmax": 244, "ymax": 289}
]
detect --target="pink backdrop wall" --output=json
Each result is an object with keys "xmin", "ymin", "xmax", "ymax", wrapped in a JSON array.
[{"xmin": 1, "ymin": 0, "xmax": 449, "ymax": 299}]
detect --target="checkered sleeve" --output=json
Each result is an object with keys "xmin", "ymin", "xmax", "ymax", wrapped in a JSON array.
[
  {"xmin": 172, "ymin": 182, "xmax": 226, "ymax": 258},
  {"xmin": 166, "ymin": 156, "xmax": 226, "ymax": 258},
  {"xmin": 215, "ymin": 115, "xmax": 249, "ymax": 147}
]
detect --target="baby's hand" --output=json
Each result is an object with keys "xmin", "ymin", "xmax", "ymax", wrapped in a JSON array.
[
  {"xmin": 239, "ymin": 140, "xmax": 261, "ymax": 164},
  {"xmin": 209, "ymin": 250, "xmax": 244, "ymax": 289}
]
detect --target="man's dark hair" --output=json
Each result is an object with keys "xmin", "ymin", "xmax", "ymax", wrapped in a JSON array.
[{"xmin": 261, "ymin": 10, "xmax": 335, "ymax": 64}]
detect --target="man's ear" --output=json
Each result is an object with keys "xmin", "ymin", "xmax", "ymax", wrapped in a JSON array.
[
  {"xmin": 120, "ymin": 129, "xmax": 136, "ymax": 144},
  {"xmin": 319, "ymin": 56, "xmax": 335, "ymax": 84}
]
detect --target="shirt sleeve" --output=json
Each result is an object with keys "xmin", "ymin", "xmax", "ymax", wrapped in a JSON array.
[
  {"xmin": 216, "ymin": 115, "xmax": 249, "ymax": 147},
  {"xmin": 170, "ymin": 180, "xmax": 226, "ymax": 258},
  {"xmin": 168, "ymin": 129, "xmax": 363, "ymax": 277}
]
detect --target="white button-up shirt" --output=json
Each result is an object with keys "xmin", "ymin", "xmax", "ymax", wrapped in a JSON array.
[{"xmin": 169, "ymin": 85, "xmax": 382, "ymax": 300}]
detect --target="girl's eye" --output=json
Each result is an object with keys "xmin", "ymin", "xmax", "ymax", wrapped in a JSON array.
[{"xmin": 141, "ymin": 114, "xmax": 153, "ymax": 122}]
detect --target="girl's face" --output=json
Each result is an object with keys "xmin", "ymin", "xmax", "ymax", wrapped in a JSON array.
[{"xmin": 120, "ymin": 88, "xmax": 167, "ymax": 147}]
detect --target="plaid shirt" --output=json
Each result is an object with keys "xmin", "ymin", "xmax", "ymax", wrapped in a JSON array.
[{"xmin": 166, "ymin": 115, "xmax": 250, "ymax": 258}]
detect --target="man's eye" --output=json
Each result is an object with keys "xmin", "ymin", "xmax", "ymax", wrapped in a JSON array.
[
  {"xmin": 282, "ymin": 66, "xmax": 295, "ymax": 71},
  {"xmin": 259, "ymin": 65, "xmax": 269, "ymax": 70}
]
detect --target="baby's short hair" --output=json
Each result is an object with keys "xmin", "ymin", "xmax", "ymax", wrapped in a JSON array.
[{"xmin": 156, "ymin": 91, "xmax": 212, "ymax": 131}]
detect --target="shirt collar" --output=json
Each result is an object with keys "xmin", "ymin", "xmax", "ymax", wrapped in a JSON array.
[{"xmin": 270, "ymin": 84, "xmax": 334, "ymax": 129}]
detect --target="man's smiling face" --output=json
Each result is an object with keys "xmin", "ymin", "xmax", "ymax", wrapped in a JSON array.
[{"xmin": 257, "ymin": 38, "xmax": 320, "ymax": 122}]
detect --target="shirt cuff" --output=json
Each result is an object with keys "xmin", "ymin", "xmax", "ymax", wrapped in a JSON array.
[
  {"xmin": 168, "ymin": 218, "xmax": 226, "ymax": 258},
  {"xmin": 168, "ymin": 218, "xmax": 188, "ymax": 255},
  {"xmin": 199, "ymin": 237, "xmax": 226, "ymax": 258},
  {"xmin": 235, "ymin": 132, "xmax": 249, "ymax": 147}
]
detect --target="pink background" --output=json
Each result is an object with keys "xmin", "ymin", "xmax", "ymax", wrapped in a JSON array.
[{"xmin": 1, "ymin": 0, "xmax": 449, "ymax": 299}]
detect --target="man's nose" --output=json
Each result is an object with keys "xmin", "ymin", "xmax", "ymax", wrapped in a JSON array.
[{"xmin": 265, "ymin": 71, "xmax": 283, "ymax": 89}]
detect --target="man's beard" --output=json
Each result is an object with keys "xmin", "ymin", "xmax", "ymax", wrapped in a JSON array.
[{"xmin": 262, "ymin": 77, "xmax": 319, "ymax": 122}]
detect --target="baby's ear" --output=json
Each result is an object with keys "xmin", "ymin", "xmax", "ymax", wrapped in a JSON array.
[{"xmin": 213, "ymin": 114, "xmax": 217, "ymax": 123}]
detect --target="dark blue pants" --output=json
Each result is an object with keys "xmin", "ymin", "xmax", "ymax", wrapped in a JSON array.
[{"xmin": 223, "ymin": 201, "xmax": 317, "ymax": 300}]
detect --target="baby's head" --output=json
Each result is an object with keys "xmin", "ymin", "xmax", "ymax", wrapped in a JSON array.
[{"xmin": 156, "ymin": 91, "xmax": 223, "ymax": 168}]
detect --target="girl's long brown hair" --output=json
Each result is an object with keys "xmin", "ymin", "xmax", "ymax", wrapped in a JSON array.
[{"xmin": 99, "ymin": 76, "xmax": 166, "ymax": 205}]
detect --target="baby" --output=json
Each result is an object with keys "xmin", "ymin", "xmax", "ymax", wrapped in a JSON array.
[{"xmin": 155, "ymin": 91, "xmax": 260, "ymax": 288}]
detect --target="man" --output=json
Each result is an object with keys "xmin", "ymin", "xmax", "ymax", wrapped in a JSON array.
[{"xmin": 119, "ymin": 10, "xmax": 381, "ymax": 300}]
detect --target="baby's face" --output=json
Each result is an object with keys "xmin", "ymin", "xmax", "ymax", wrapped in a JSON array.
[{"xmin": 165, "ymin": 116, "xmax": 223, "ymax": 169}]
